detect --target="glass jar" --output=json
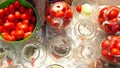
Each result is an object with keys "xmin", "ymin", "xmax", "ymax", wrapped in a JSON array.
[
  {"xmin": 74, "ymin": 20, "xmax": 97, "ymax": 40},
  {"xmin": 74, "ymin": 40, "xmax": 100, "ymax": 64},
  {"xmin": 71, "ymin": 0, "xmax": 98, "ymax": 20},
  {"xmin": 47, "ymin": 35, "xmax": 74, "ymax": 60},
  {"xmin": 98, "ymin": 6, "xmax": 120, "ymax": 35},
  {"xmin": 101, "ymin": 35, "xmax": 120, "ymax": 64},
  {"xmin": 47, "ymin": 64, "xmax": 64, "ymax": 68},
  {"xmin": 46, "ymin": 1, "xmax": 73, "ymax": 29},
  {"xmin": 0, "ymin": 40, "xmax": 16, "ymax": 67}
]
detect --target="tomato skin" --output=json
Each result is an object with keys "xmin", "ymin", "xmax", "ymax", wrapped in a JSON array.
[
  {"xmin": 15, "ymin": 11, "xmax": 21, "ymax": 19},
  {"xmin": 0, "ymin": 26, "xmax": 3, "ymax": 32},
  {"xmin": 101, "ymin": 39, "xmax": 110, "ymax": 50},
  {"xmin": 15, "ymin": 30, "xmax": 24, "ymax": 40},
  {"xmin": 17, "ymin": 23, "xmax": 29, "ymax": 32},
  {"xmin": 7, "ymin": 14, "xmax": 15, "ymax": 21},
  {"xmin": 31, "ymin": 16, "xmax": 36, "ymax": 24},
  {"xmin": 76, "ymin": 5, "xmax": 82, "ymax": 13},
  {"xmin": 23, "ymin": 20, "xmax": 29, "ymax": 25},
  {"xmin": 29, "ymin": 24, "xmax": 34, "ymax": 32},
  {"xmin": 14, "ymin": 0, "xmax": 20, "ymax": 9},
  {"xmin": 0, "ymin": 9, "xmax": 4, "ymax": 17},
  {"xmin": 0, "ymin": 19, "xmax": 3, "ymax": 25},
  {"xmin": 4, "ymin": 7, "xmax": 9, "ymax": 15},
  {"xmin": 111, "ymin": 48, "xmax": 120, "ymax": 55},
  {"xmin": 21, "ymin": 13, "xmax": 28, "ymax": 20},
  {"xmin": 108, "ymin": 9, "xmax": 119, "ymax": 19},
  {"xmin": 19, "ymin": 6, "xmax": 26, "ymax": 13},
  {"xmin": 3, "ymin": 22, "xmax": 15, "ymax": 31},
  {"xmin": 9, "ymin": 4, "xmax": 15, "ymax": 13},
  {"xmin": 24, "ymin": 31, "xmax": 32, "ymax": 39},
  {"xmin": 26, "ymin": 8, "xmax": 34, "ymax": 16},
  {"xmin": 102, "ymin": 50, "xmax": 114, "ymax": 60},
  {"xmin": 1, "ymin": 32, "xmax": 15, "ymax": 41}
]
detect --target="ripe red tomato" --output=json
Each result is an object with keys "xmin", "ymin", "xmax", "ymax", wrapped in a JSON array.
[
  {"xmin": 0, "ymin": 9, "xmax": 4, "ymax": 17},
  {"xmin": 101, "ymin": 39, "xmax": 110, "ymax": 50},
  {"xmin": 64, "ymin": 9, "xmax": 73, "ymax": 20},
  {"xmin": 21, "ymin": 13, "xmax": 28, "ymax": 20},
  {"xmin": 99, "ymin": 7, "xmax": 109, "ymax": 17},
  {"xmin": 46, "ymin": 15, "xmax": 51, "ymax": 22},
  {"xmin": 76, "ymin": 5, "xmax": 82, "ymax": 13},
  {"xmin": 31, "ymin": 16, "xmax": 36, "ymax": 24},
  {"xmin": 3, "ymin": 22, "xmax": 15, "ymax": 31},
  {"xmin": 1, "ymin": 32, "xmax": 15, "ymax": 41},
  {"xmin": 111, "ymin": 24, "xmax": 120, "ymax": 33},
  {"xmin": 15, "ymin": 30, "xmax": 24, "ymax": 40},
  {"xmin": 0, "ymin": 19, "xmax": 2, "ymax": 25},
  {"xmin": 108, "ymin": 9, "xmax": 119, "ymax": 19},
  {"xmin": 111, "ymin": 48, "xmax": 120, "ymax": 55},
  {"xmin": 26, "ymin": 8, "xmax": 34, "ymax": 16},
  {"xmin": 14, "ymin": 0, "xmax": 20, "ymax": 9},
  {"xmin": 17, "ymin": 23, "xmax": 29, "ymax": 32},
  {"xmin": 23, "ymin": 20, "xmax": 29, "ymax": 25},
  {"xmin": 24, "ymin": 31, "xmax": 32, "ymax": 39},
  {"xmin": 15, "ymin": 11, "xmax": 21, "ymax": 19},
  {"xmin": 0, "ymin": 26, "xmax": 3, "ymax": 32},
  {"xmin": 29, "ymin": 24, "xmax": 34, "ymax": 32},
  {"xmin": 115, "ymin": 42, "xmax": 120, "ymax": 49},
  {"xmin": 102, "ymin": 50, "xmax": 114, "ymax": 60},
  {"xmin": 54, "ymin": 10, "xmax": 65, "ymax": 18},
  {"xmin": 7, "ymin": 14, "xmax": 15, "ymax": 21},
  {"xmin": 3, "ymin": 7, "xmax": 9, "ymax": 15},
  {"xmin": 9, "ymin": 4, "xmax": 15, "ymax": 13},
  {"xmin": 19, "ymin": 6, "xmax": 26, "ymax": 13}
]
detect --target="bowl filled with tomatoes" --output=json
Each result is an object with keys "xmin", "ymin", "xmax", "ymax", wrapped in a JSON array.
[{"xmin": 0, "ymin": 0, "xmax": 38, "ymax": 43}]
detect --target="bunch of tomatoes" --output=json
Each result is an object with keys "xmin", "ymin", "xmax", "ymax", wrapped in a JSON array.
[
  {"xmin": 46, "ymin": 1, "xmax": 73, "ymax": 29},
  {"xmin": 99, "ymin": 6, "xmax": 120, "ymax": 35},
  {"xmin": 0, "ymin": 0, "xmax": 36, "ymax": 41},
  {"xmin": 100, "ymin": 6, "xmax": 120, "ymax": 63}
]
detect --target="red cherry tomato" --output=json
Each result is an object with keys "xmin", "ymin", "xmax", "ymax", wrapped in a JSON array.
[
  {"xmin": 9, "ymin": 4, "xmax": 15, "ymax": 13},
  {"xmin": 64, "ymin": 9, "xmax": 73, "ymax": 20},
  {"xmin": 102, "ymin": 50, "xmax": 114, "ymax": 60},
  {"xmin": 55, "ymin": 11, "xmax": 65, "ymax": 18},
  {"xmin": 19, "ymin": 6, "xmax": 26, "ymax": 13},
  {"xmin": 108, "ymin": 9, "xmax": 119, "ymax": 19},
  {"xmin": 101, "ymin": 39, "xmax": 110, "ymax": 50},
  {"xmin": 99, "ymin": 7, "xmax": 109, "ymax": 17},
  {"xmin": 21, "ymin": 13, "xmax": 28, "ymax": 20},
  {"xmin": 14, "ymin": 0, "xmax": 20, "ymax": 9},
  {"xmin": 115, "ymin": 42, "xmax": 120, "ymax": 49},
  {"xmin": 7, "ymin": 14, "xmax": 15, "ymax": 21},
  {"xmin": 3, "ymin": 22, "xmax": 15, "ymax": 31},
  {"xmin": 26, "ymin": 8, "xmax": 34, "ymax": 16},
  {"xmin": 24, "ymin": 31, "xmax": 32, "ymax": 39},
  {"xmin": 0, "ymin": 26, "xmax": 3, "ymax": 32},
  {"xmin": 23, "ymin": 20, "xmax": 29, "ymax": 25},
  {"xmin": 17, "ymin": 23, "xmax": 29, "ymax": 32},
  {"xmin": 111, "ymin": 48, "xmax": 120, "ymax": 55},
  {"xmin": 15, "ymin": 11, "xmax": 21, "ymax": 19},
  {"xmin": 76, "ymin": 5, "xmax": 82, "ymax": 13},
  {"xmin": 1, "ymin": 32, "xmax": 15, "ymax": 41},
  {"xmin": 0, "ymin": 9, "xmax": 4, "ymax": 17},
  {"xmin": 15, "ymin": 30, "xmax": 24, "ymax": 40},
  {"xmin": 0, "ymin": 19, "xmax": 3, "ymax": 25},
  {"xmin": 31, "ymin": 16, "xmax": 36, "ymax": 24},
  {"xmin": 29, "ymin": 24, "xmax": 34, "ymax": 32},
  {"xmin": 111, "ymin": 24, "xmax": 120, "ymax": 33},
  {"xmin": 46, "ymin": 15, "xmax": 51, "ymax": 22},
  {"xmin": 3, "ymin": 7, "xmax": 9, "ymax": 15}
]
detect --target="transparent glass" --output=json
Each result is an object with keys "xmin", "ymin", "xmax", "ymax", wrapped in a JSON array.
[
  {"xmin": 47, "ymin": 35, "xmax": 74, "ymax": 59},
  {"xmin": 71, "ymin": 0, "xmax": 98, "ymax": 20},
  {"xmin": 74, "ymin": 40, "xmax": 100, "ymax": 64},
  {"xmin": 74, "ymin": 20, "xmax": 97, "ymax": 40},
  {"xmin": 47, "ymin": 64, "xmax": 64, "ymax": 68},
  {"xmin": 0, "ymin": 40, "xmax": 17, "ymax": 67}
]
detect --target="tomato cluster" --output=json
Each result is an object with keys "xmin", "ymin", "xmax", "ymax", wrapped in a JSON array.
[
  {"xmin": 0, "ymin": 0, "xmax": 36, "ymax": 41},
  {"xmin": 98, "ymin": 6, "xmax": 120, "ymax": 35},
  {"xmin": 101, "ymin": 36, "xmax": 120, "ymax": 63},
  {"xmin": 46, "ymin": 1, "xmax": 73, "ymax": 29}
]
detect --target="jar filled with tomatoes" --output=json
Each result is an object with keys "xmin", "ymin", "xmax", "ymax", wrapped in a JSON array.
[
  {"xmin": 46, "ymin": 1, "xmax": 73, "ymax": 29},
  {"xmin": 98, "ymin": 6, "xmax": 120, "ymax": 35},
  {"xmin": 101, "ymin": 35, "xmax": 120, "ymax": 64}
]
